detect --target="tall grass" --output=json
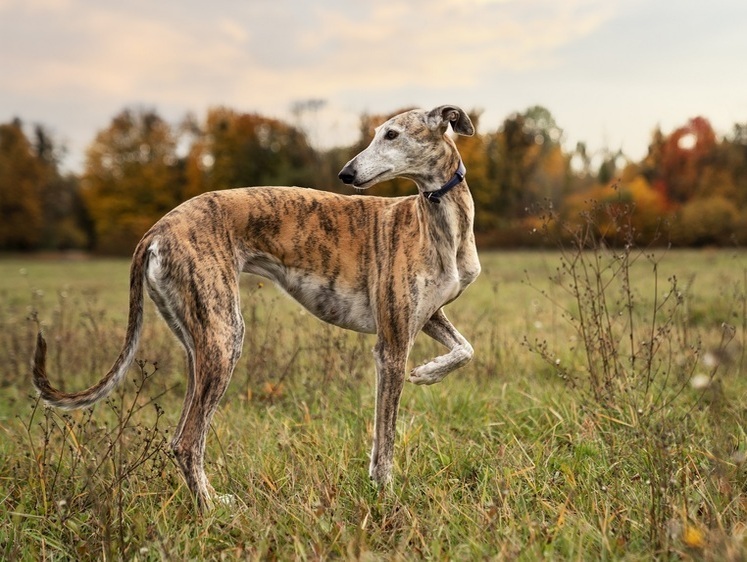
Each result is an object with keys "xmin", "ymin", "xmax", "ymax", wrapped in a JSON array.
[
  {"xmin": 524, "ymin": 197, "xmax": 747, "ymax": 557},
  {"xmin": 1, "ymin": 239, "xmax": 746, "ymax": 558}
]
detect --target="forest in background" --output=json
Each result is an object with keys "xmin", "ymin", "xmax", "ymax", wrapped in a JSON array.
[{"xmin": 1, "ymin": 104, "xmax": 746, "ymax": 254}]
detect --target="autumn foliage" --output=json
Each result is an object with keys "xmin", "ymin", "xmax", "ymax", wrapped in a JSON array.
[
  {"xmin": 0, "ymin": 119, "xmax": 87, "ymax": 250},
  {"xmin": 1, "ymin": 106, "xmax": 746, "ymax": 254}
]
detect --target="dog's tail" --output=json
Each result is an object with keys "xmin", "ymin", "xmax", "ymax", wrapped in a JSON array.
[{"xmin": 32, "ymin": 240, "xmax": 150, "ymax": 410}]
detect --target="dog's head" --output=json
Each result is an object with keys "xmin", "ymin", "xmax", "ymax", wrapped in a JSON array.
[{"xmin": 338, "ymin": 105, "xmax": 474, "ymax": 190}]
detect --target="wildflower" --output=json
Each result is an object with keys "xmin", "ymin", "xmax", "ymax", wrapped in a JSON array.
[
  {"xmin": 730, "ymin": 451, "xmax": 747, "ymax": 466},
  {"xmin": 701, "ymin": 351, "xmax": 718, "ymax": 368},
  {"xmin": 690, "ymin": 374, "xmax": 711, "ymax": 390},
  {"xmin": 683, "ymin": 525, "xmax": 705, "ymax": 549}
]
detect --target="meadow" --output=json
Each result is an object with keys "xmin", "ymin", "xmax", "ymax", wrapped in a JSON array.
[{"xmin": 1, "ymin": 247, "xmax": 746, "ymax": 560}]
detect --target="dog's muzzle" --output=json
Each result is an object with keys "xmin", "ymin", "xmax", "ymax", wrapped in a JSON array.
[{"xmin": 338, "ymin": 164, "xmax": 356, "ymax": 186}]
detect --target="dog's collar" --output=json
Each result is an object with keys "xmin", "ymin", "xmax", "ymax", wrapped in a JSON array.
[{"xmin": 422, "ymin": 160, "xmax": 466, "ymax": 204}]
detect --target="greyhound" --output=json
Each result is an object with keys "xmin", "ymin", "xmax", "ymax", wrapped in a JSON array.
[{"xmin": 32, "ymin": 104, "xmax": 481, "ymax": 511}]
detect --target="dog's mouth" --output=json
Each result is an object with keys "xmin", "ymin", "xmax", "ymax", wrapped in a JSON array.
[{"xmin": 352, "ymin": 169, "xmax": 392, "ymax": 190}]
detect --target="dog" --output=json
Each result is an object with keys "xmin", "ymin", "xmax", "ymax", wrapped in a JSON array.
[{"xmin": 32, "ymin": 104, "xmax": 481, "ymax": 511}]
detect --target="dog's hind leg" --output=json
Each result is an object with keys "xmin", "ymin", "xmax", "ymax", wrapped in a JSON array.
[
  {"xmin": 145, "ymin": 290, "xmax": 196, "ymax": 447},
  {"xmin": 144, "ymin": 246, "xmax": 199, "ymax": 450},
  {"xmin": 170, "ymin": 296, "xmax": 244, "ymax": 511},
  {"xmin": 409, "ymin": 308, "xmax": 473, "ymax": 385},
  {"xmin": 146, "ymin": 245, "xmax": 245, "ymax": 510}
]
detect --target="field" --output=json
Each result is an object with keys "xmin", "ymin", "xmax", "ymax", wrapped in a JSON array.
[{"xmin": 1, "ymin": 249, "xmax": 747, "ymax": 560}]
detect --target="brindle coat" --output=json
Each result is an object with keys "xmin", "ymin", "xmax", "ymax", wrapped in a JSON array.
[{"xmin": 32, "ymin": 105, "xmax": 481, "ymax": 511}]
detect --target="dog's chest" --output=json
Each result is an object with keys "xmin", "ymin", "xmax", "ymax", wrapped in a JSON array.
[
  {"xmin": 415, "ymin": 262, "xmax": 476, "ymax": 315},
  {"xmin": 431, "ymin": 271, "xmax": 467, "ymax": 305},
  {"xmin": 435, "ymin": 247, "xmax": 481, "ymax": 302},
  {"xmin": 283, "ymin": 270, "xmax": 376, "ymax": 333}
]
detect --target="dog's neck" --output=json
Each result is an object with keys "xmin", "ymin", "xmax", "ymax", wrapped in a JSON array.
[
  {"xmin": 421, "ymin": 160, "xmax": 466, "ymax": 205},
  {"xmin": 407, "ymin": 140, "xmax": 465, "ymax": 201},
  {"xmin": 414, "ymin": 154, "xmax": 475, "ymax": 257}
]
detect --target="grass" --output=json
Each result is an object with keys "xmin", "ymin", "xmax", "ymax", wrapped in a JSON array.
[{"xmin": 0, "ymin": 248, "xmax": 746, "ymax": 560}]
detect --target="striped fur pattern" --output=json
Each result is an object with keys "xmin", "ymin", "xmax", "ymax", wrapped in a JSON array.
[{"xmin": 32, "ymin": 105, "xmax": 481, "ymax": 511}]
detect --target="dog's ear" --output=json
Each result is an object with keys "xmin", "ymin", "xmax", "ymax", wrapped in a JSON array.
[{"xmin": 426, "ymin": 105, "xmax": 475, "ymax": 137}]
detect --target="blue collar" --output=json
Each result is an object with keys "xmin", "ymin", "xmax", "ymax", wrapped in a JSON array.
[{"xmin": 422, "ymin": 160, "xmax": 466, "ymax": 204}]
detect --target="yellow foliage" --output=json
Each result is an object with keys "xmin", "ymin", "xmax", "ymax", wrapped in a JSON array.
[
  {"xmin": 82, "ymin": 109, "xmax": 182, "ymax": 254},
  {"xmin": 683, "ymin": 524, "xmax": 706, "ymax": 549}
]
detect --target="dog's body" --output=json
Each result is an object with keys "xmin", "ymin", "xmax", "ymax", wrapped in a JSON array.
[{"xmin": 33, "ymin": 105, "xmax": 480, "ymax": 511}]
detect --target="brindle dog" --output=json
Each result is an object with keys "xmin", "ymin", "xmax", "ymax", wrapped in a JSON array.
[{"xmin": 33, "ymin": 105, "xmax": 481, "ymax": 511}]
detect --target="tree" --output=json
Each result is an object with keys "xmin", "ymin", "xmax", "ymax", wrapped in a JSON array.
[
  {"xmin": 0, "ymin": 120, "xmax": 90, "ymax": 251},
  {"xmin": 522, "ymin": 105, "xmax": 563, "ymax": 146},
  {"xmin": 485, "ymin": 106, "xmax": 567, "ymax": 223},
  {"xmin": 644, "ymin": 117, "xmax": 718, "ymax": 204},
  {"xmin": 455, "ymin": 111, "xmax": 495, "ymax": 229},
  {"xmin": 83, "ymin": 108, "xmax": 182, "ymax": 254},
  {"xmin": 562, "ymin": 171, "xmax": 671, "ymax": 246},
  {"xmin": 0, "ymin": 119, "xmax": 44, "ymax": 249},
  {"xmin": 33, "ymin": 125, "xmax": 90, "ymax": 250},
  {"xmin": 675, "ymin": 196, "xmax": 738, "ymax": 246},
  {"xmin": 726, "ymin": 123, "xmax": 747, "ymax": 207},
  {"xmin": 184, "ymin": 108, "xmax": 317, "ymax": 198}
]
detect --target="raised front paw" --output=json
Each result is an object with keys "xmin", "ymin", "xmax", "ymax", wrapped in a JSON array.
[{"xmin": 408, "ymin": 365, "xmax": 442, "ymax": 386}]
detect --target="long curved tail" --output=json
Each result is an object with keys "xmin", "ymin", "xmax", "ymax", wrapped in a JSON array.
[{"xmin": 32, "ymin": 241, "xmax": 150, "ymax": 409}]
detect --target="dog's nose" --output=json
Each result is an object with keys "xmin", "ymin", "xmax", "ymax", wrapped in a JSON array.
[{"xmin": 338, "ymin": 165, "xmax": 356, "ymax": 185}]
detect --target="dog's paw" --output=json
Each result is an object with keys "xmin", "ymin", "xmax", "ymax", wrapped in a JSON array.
[
  {"xmin": 369, "ymin": 463, "xmax": 393, "ymax": 488},
  {"xmin": 408, "ymin": 366, "xmax": 440, "ymax": 386}
]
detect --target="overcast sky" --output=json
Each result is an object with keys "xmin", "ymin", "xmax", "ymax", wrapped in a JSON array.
[{"xmin": 1, "ymin": 0, "xmax": 745, "ymax": 173}]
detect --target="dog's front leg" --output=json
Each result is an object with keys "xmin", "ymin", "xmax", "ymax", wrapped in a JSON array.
[
  {"xmin": 369, "ymin": 336, "xmax": 409, "ymax": 486},
  {"xmin": 409, "ymin": 308, "xmax": 474, "ymax": 385}
]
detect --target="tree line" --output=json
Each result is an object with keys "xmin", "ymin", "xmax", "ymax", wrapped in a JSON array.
[{"xmin": 1, "ymin": 105, "xmax": 746, "ymax": 254}]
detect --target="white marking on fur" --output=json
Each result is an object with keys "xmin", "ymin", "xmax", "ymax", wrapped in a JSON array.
[{"xmin": 145, "ymin": 239, "xmax": 162, "ymax": 287}]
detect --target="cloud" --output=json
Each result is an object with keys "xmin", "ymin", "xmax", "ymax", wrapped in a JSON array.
[
  {"xmin": 3, "ymin": 4, "xmax": 242, "ymax": 102},
  {"xmin": 11, "ymin": 0, "xmax": 710, "ymax": 168},
  {"xmin": 1, "ymin": 0, "xmax": 619, "ymax": 111},
  {"xmin": 288, "ymin": 0, "xmax": 619, "ymax": 88}
]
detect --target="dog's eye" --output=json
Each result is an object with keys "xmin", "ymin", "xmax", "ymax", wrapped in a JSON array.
[{"xmin": 384, "ymin": 129, "xmax": 399, "ymax": 140}]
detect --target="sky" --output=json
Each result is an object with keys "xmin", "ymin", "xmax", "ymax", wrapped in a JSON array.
[{"xmin": 1, "ymin": 0, "xmax": 746, "ymax": 173}]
